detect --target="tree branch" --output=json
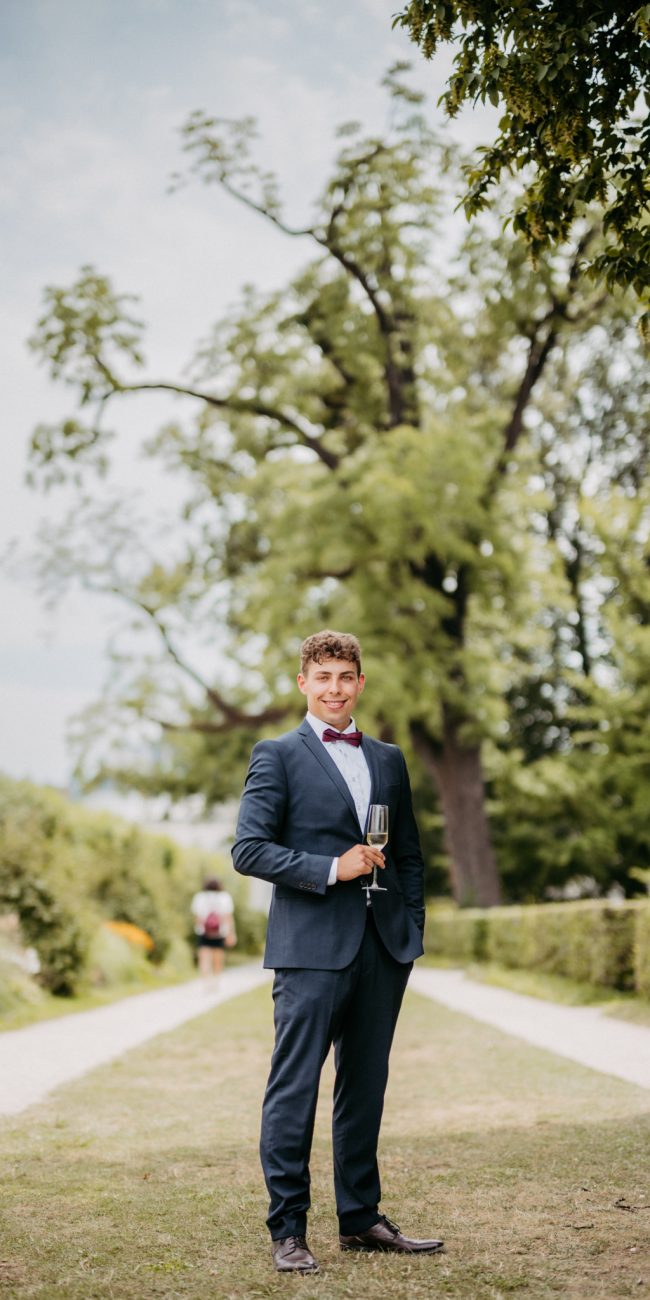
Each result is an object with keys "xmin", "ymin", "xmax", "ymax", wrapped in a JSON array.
[
  {"xmin": 487, "ymin": 226, "xmax": 603, "ymax": 491},
  {"xmin": 564, "ymin": 532, "xmax": 592, "ymax": 677},
  {"xmin": 302, "ymin": 564, "xmax": 356, "ymax": 581},
  {"xmin": 146, "ymin": 703, "xmax": 292, "ymax": 734},
  {"xmin": 91, "ymin": 366, "xmax": 340, "ymax": 470},
  {"xmin": 312, "ymin": 234, "xmax": 408, "ymax": 427},
  {"xmin": 217, "ymin": 173, "xmax": 315, "ymax": 239},
  {"xmin": 202, "ymin": 162, "xmax": 411, "ymax": 428},
  {"xmin": 103, "ymin": 587, "xmax": 243, "ymax": 721},
  {"xmin": 98, "ymin": 587, "xmax": 297, "ymax": 731},
  {"xmin": 501, "ymin": 319, "xmax": 560, "ymax": 459}
]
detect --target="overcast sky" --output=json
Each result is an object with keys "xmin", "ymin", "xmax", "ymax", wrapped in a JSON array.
[{"xmin": 0, "ymin": 0, "xmax": 495, "ymax": 789}]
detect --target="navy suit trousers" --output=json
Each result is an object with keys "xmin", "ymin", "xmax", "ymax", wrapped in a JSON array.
[{"xmin": 260, "ymin": 910, "xmax": 412, "ymax": 1239}]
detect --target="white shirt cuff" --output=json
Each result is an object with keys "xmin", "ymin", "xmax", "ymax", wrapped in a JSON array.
[{"xmin": 328, "ymin": 858, "xmax": 338, "ymax": 886}]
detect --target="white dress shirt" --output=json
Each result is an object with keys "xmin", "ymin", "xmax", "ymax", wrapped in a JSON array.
[{"xmin": 305, "ymin": 711, "xmax": 372, "ymax": 886}]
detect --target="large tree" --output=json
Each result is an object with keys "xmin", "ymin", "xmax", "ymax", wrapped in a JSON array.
[
  {"xmin": 395, "ymin": 5, "xmax": 650, "ymax": 335},
  {"xmin": 29, "ymin": 71, "xmax": 647, "ymax": 905}
]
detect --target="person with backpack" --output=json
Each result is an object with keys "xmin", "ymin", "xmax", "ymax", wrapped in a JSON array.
[{"xmin": 190, "ymin": 875, "xmax": 236, "ymax": 981}]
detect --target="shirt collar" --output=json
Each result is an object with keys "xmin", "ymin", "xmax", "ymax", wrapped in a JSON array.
[{"xmin": 306, "ymin": 710, "xmax": 357, "ymax": 740}]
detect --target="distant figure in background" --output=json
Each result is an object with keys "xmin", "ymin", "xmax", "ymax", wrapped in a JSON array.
[{"xmin": 191, "ymin": 876, "xmax": 236, "ymax": 983}]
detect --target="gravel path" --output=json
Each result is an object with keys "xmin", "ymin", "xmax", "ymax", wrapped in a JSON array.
[
  {"xmin": 0, "ymin": 964, "xmax": 272, "ymax": 1117},
  {"xmin": 3, "ymin": 963, "xmax": 648, "ymax": 1119},
  {"xmin": 410, "ymin": 967, "xmax": 650, "ymax": 1090}
]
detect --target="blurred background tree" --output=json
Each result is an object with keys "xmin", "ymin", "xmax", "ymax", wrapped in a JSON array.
[
  {"xmin": 27, "ymin": 69, "xmax": 649, "ymax": 905},
  {"xmin": 394, "ymin": 3, "xmax": 650, "ymax": 336}
]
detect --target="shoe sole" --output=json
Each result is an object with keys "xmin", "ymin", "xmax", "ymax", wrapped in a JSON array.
[
  {"xmin": 340, "ymin": 1242, "xmax": 444, "ymax": 1255},
  {"xmin": 274, "ymin": 1264, "xmax": 320, "ymax": 1273}
]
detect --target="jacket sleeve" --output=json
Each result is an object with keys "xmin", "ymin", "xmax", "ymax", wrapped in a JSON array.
[
  {"xmin": 393, "ymin": 751, "xmax": 426, "ymax": 935},
  {"xmin": 231, "ymin": 740, "xmax": 332, "ymax": 895}
]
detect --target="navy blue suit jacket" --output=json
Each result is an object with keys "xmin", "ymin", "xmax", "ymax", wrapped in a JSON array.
[{"xmin": 232, "ymin": 720, "xmax": 425, "ymax": 969}]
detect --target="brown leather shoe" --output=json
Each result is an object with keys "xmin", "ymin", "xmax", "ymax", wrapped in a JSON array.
[
  {"xmin": 272, "ymin": 1235, "xmax": 319, "ymax": 1273},
  {"xmin": 339, "ymin": 1215, "xmax": 444, "ymax": 1254}
]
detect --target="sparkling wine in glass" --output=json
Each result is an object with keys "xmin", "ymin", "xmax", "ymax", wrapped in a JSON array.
[{"xmin": 365, "ymin": 804, "xmax": 388, "ymax": 893}]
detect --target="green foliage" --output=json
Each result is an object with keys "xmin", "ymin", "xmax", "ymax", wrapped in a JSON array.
[
  {"xmin": 0, "ymin": 777, "xmax": 96, "ymax": 994},
  {"xmin": 232, "ymin": 903, "xmax": 268, "ymax": 955},
  {"xmin": 0, "ymin": 952, "xmax": 47, "ymax": 1015},
  {"xmin": 87, "ymin": 925, "xmax": 153, "ymax": 987},
  {"xmin": 424, "ymin": 905, "xmax": 487, "ymax": 962},
  {"xmin": 425, "ymin": 899, "xmax": 647, "ymax": 993},
  {"xmin": 25, "ymin": 70, "xmax": 650, "ymax": 904},
  {"xmin": 487, "ymin": 476, "xmax": 650, "ymax": 900},
  {"xmin": 395, "ymin": 6, "xmax": 650, "ymax": 330},
  {"xmin": 635, "ymin": 907, "xmax": 650, "ymax": 998},
  {"xmin": 0, "ymin": 774, "xmax": 256, "ymax": 995}
]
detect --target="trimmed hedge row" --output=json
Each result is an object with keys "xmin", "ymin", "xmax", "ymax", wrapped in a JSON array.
[{"xmin": 424, "ymin": 899, "xmax": 650, "ymax": 997}]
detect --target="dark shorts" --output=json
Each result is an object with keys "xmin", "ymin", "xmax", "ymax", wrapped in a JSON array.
[{"xmin": 196, "ymin": 936, "xmax": 226, "ymax": 950}]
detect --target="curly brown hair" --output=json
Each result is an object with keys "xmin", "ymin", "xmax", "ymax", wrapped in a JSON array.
[{"xmin": 299, "ymin": 630, "xmax": 362, "ymax": 676}]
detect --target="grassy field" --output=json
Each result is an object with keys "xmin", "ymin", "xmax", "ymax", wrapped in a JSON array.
[{"xmin": 1, "ymin": 984, "xmax": 649, "ymax": 1300}]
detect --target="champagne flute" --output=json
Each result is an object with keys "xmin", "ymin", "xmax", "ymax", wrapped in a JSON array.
[{"xmin": 365, "ymin": 804, "xmax": 388, "ymax": 893}]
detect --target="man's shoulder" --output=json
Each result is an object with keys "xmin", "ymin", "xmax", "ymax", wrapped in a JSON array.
[
  {"xmin": 252, "ymin": 726, "xmax": 304, "ymax": 754},
  {"xmin": 363, "ymin": 734, "xmax": 403, "ymax": 757},
  {"xmin": 363, "ymin": 734, "xmax": 407, "ymax": 775},
  {"xmin": 368, "ymin": 735, "xmax": 401, "ymax": 749}
]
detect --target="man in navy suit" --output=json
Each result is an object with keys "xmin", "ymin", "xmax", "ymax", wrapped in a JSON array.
[{"xmin": 232, "ymin": 630, "xmax": 443, "ymax": 1273}]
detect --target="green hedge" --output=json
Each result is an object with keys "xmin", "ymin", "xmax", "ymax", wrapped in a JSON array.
[
  {"xmin": 424, "ymin": 898, "xmax": 649, "ymax": 995},
  {"xmin": 634, "ymin": 907, "xmax": 650, "ymax": 998},
  {"xmin": 0, "ymin": 774, "xmax": 265, "ymax": 996}
]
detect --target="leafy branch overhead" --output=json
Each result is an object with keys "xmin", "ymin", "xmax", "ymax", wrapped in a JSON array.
[{"xmin": 394, "ymin": 6, "xmax": 650, "ymax": 336}]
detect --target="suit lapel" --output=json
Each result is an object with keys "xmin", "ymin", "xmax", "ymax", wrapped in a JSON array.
[
  {"xmin": 298, "ymin": 720, "xmax": 359, "ymax": 825},
  {"xmin": 360, "ymin": 735, "xmax": 381, "ymax": 832}
]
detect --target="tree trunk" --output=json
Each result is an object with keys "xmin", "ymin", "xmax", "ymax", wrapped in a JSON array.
[{"xmin": 412, "ymin": 710, "xmax": 501, "ymax": 907}]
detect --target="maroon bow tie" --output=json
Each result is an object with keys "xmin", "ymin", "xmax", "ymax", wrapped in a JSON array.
[{"xmin": 322, "ymin": 728, "xmax": 363, "ymax": 747}]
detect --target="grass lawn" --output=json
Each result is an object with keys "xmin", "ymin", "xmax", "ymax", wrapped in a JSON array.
[{"xmin": 1, "ymin": 984, "xmax": 649, "ymax": 1299}]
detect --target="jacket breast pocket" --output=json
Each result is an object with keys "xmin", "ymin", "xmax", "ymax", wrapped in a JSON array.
[{"xmin": 380, "ymin": 780, "xmax": 401, "ymax": 810}]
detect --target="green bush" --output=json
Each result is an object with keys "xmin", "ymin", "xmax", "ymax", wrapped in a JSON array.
[
  {"xmin": 425, "ymin": 897, "xmax": 650, "ymax": 996},
  {"xmin": 634, "ymin": 907, "xmax": 650, "ymax": 998},
  {"xmin": 233, "ymin": 904, "xmax": 267, "ymax": 955},
  {"xmin": 0, "ymin": 774, "xmax": 256, "ymax": 997},
  {"xmin": 87, "ymin": 926, "xmax": 152, "ymax": 988},
  {"xmin": 424, "ymin": 906, "xmax": 485, "ymax": 962},
  {"xmin": 0, "ymin": 953, "xmax": 46, "ymax": 1015},
  {"xmin": 0, "ymin": 782, "xmax": 97, "ymax": 994}
]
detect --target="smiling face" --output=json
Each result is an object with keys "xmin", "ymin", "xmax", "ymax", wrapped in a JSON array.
[{"xmin": 297, "ymin": 657, "xmax": 365, "ymax": 731}]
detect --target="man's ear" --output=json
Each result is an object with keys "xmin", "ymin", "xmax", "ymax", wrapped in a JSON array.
[
  {"xmin": 358, "ymin": 673, "xmax": 366, "ymax": 693},
  {"xmin": 297, "ymin": 673, "xmax": 307, "ymax": 696}
]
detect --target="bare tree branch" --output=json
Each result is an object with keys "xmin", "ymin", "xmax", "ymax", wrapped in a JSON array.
[
  {"xmin": 217, "ymin": 174, "xmax": 315, "ymax": 239},
  {"xmin": 98, "ymin": 587, "xmax": 297, "ymax": 731},
  {"xmin": 101, "ymin": 586, "xmax": 241, "ymax": 720}
]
